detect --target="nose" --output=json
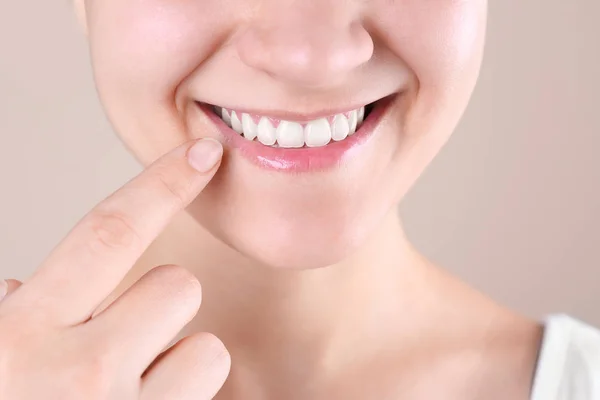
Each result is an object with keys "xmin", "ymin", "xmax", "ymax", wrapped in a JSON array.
[{"xmin": 234, "ymin": 2, "xmax": 374, "ymax": 88}]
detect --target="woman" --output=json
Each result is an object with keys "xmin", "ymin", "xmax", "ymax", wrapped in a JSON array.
[{"xmin": 1, "ymin": 0, "xmax": 598, "ymax": 398}]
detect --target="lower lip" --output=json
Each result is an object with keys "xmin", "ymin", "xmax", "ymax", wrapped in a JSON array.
[{"xmin": 198, "ymin": 97, "xmax": 394, "ymax": 173}]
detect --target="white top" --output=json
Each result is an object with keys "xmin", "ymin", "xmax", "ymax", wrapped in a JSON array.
[{"xmin": 530, "ymin": 314, "xmax": 600, "ymax": 400}]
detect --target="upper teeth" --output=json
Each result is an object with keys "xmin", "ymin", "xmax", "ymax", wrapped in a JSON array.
[{"xmin": 215, "ymin": 106, "xmax": 366, "ymax": 148}]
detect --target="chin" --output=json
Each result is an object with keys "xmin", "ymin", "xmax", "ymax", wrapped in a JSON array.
[{"xmin": 190, "ymin": 195, "xmax": 387, "ymax": 270}]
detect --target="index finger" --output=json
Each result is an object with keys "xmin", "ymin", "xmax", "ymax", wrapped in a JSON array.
[{"xmin": 20, "ymin": 138, "xmax": 223, "ymax": 326}]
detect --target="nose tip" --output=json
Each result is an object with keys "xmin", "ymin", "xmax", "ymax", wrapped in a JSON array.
[{"xmin": 235, "ymin": 20, "xmax": 374, "ymax": 87}]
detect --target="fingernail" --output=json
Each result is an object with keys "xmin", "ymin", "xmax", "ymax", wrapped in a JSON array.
[
  {"xmin": 0, "ymin": 280, "xmax": 7, "ymax": 299},
  {"xmin": 187, "ymin": 138, "xmax": 223, "ymax": 173}
]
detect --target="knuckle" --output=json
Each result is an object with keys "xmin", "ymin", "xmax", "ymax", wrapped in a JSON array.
[
  {"xmin": 83, "ymin": 351, "xmax": 116, "ymax": 379},
  {"xmin": 0, "ymin": 328, "xmax": 120, "ymax": 400},
  {"xmin": 63, "ymin": 339, "xmax": 120, "ymax": 397},
  {"xmin": 153, "ymin": 165, "xmax": 193, "ymax": 209},
  {"xmin": 85, "ymin": 211, "xmax": 141, "ymax": 253},
  {"xmin": 0, "ymin": 318, "xmax": 33, "ymax": 352},
  {"xmin": 0, "ymin": 330, "xmax": 17, "ymax": 359},
  {"xmin": 67, "ymin": 355, "xmax": 116, "ymax": 398}
]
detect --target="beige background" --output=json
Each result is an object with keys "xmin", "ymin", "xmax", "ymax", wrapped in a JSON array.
[{"xmin": 1, "ymin": 2, "xmax": 599, "ymax": 325}]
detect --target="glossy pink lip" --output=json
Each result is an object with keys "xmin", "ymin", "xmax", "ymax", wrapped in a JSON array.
[{"xmin": 198, "ymin": 96, "xmax": 395, "ymax": 172}]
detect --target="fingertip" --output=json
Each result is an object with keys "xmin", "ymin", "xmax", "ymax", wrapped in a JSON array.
[{"xmin": 187, "ymin": 138, "xmax": 224, "ymax": 173}]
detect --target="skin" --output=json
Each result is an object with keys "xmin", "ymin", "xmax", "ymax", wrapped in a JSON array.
[
  {"xmin": 0, "ymin": 0, "xmax": 545, "ymax": 398},
  {"xmin": 0, "ymin": 140, "xmax": 230, "ymax": 399}
]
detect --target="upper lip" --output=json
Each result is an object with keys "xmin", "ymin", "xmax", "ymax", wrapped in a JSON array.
[
  {"xmin": 214, "ymin": 105, "xmax": 366, "ymax": 122},
  {"xmin": 199, "ymin": 94, "xmax": 394, "ymax": 123}
]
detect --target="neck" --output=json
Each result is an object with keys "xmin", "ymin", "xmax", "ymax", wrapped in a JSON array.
[{"xmin": 131, "ymin": 209, "xmax": 453, "ymax": 389}]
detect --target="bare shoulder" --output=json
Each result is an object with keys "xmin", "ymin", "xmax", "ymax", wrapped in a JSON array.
[
  {"xmin": 466, "ymin": 313, "xmax": 545, "ymax": 399},
  {"xmin": 420, "ymin": 312, "xmax": 544, "ymax": 400},
  {"xmin": 392, "ymin": 297, "xmax": 546, "ymax": 399},
  {"xmin": 403, "ymin": 270, "xmax": 547, "ymax": 399},
  {"xmin": 329, "ymin": 308, "xmax": 544, "ymax": 400}
]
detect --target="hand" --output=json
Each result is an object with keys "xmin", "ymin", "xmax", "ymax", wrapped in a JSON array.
[{"xmin": 0, "ymin": 138, "xmax": 230, "ymax": 400}]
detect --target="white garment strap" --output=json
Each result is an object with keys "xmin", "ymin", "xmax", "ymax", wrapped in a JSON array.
[{"xmin": 530, "ymin": 314, "xmax": 600, "ymax": 400}]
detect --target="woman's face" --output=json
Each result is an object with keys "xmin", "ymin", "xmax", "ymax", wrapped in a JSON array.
[{"xmin": 79, "ymin": 0, "xmax": 487, "ymax": 269}]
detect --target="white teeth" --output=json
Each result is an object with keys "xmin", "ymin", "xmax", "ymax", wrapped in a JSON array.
[
  {"xmin": 221, "ymin": 108, "xmax": 232, "ymax": 126},
  {"xmin": 304, "ymin": 118, "xmax": 332, "ymax": 147},
  {"xmin": 216, "ymin": 105, "xmax": 369, "ymax": 147},
  {"xmin": 331, "ymin": 114, "xmax": 350, "ymax": 141},
  {"xmin": 242, "ymin": 113, "xmax": 257, "ymax": 140},
  {"xmin": 231, "ymin": 111, "xmax": 243, "ymax": 134},
  {"xmin": 276, "ymin": 121, "xmax": 304, "ymax": 148},
  {"xmin": 357, "ymin": 106, "xmax": 365, "ymax": 125},
  {"xmin": 257, "ymin": 117, "xmax": 277, "ymax": 146},
  {"xmin": 348, "ymin": 110, "xmax": 358, "ymax": 135}
]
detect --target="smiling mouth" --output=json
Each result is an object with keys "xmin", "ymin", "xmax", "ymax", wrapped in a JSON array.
[
  {"xmin": 195, "ymin": 95, "xmax": 394, "ymax": 172},
  {"xmin": 210, "ymin": 103, "xmax": 376, "ymax": 148}
]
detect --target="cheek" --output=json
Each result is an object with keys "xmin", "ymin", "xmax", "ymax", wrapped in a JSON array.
[
  {"xmin": 383, "ymin": 0, "xmax": 486, "ymax": 85},
  {"xmin": 369, "ymin": 1, "xmax": 487, "ymax": 218},
  {"xmin": 85, "ymin": 0, "xmax": 230, "ymax": 160},
  {"xmin": 88, "ymin": 0, "xmax": 225, "ymax": 90},
  {"xmin": 377, "ymin": 0, "xmax": 486, "ymax": 155}
]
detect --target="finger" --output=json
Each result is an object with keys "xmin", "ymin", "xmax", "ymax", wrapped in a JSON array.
[
  {"xmin": 141, "ymin": 333, "xmax": 230, "ymax": 400},
  {"xmin": 83, "ymin": 264, "xmax": 202, "ymax": 373},
  {"xmin": 20, "ymin": 138, "xmax": 223, "ymax": 326},
  {"xmin": 0, "ymin": 279, "xmax": 23, "ymax": 301}
]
